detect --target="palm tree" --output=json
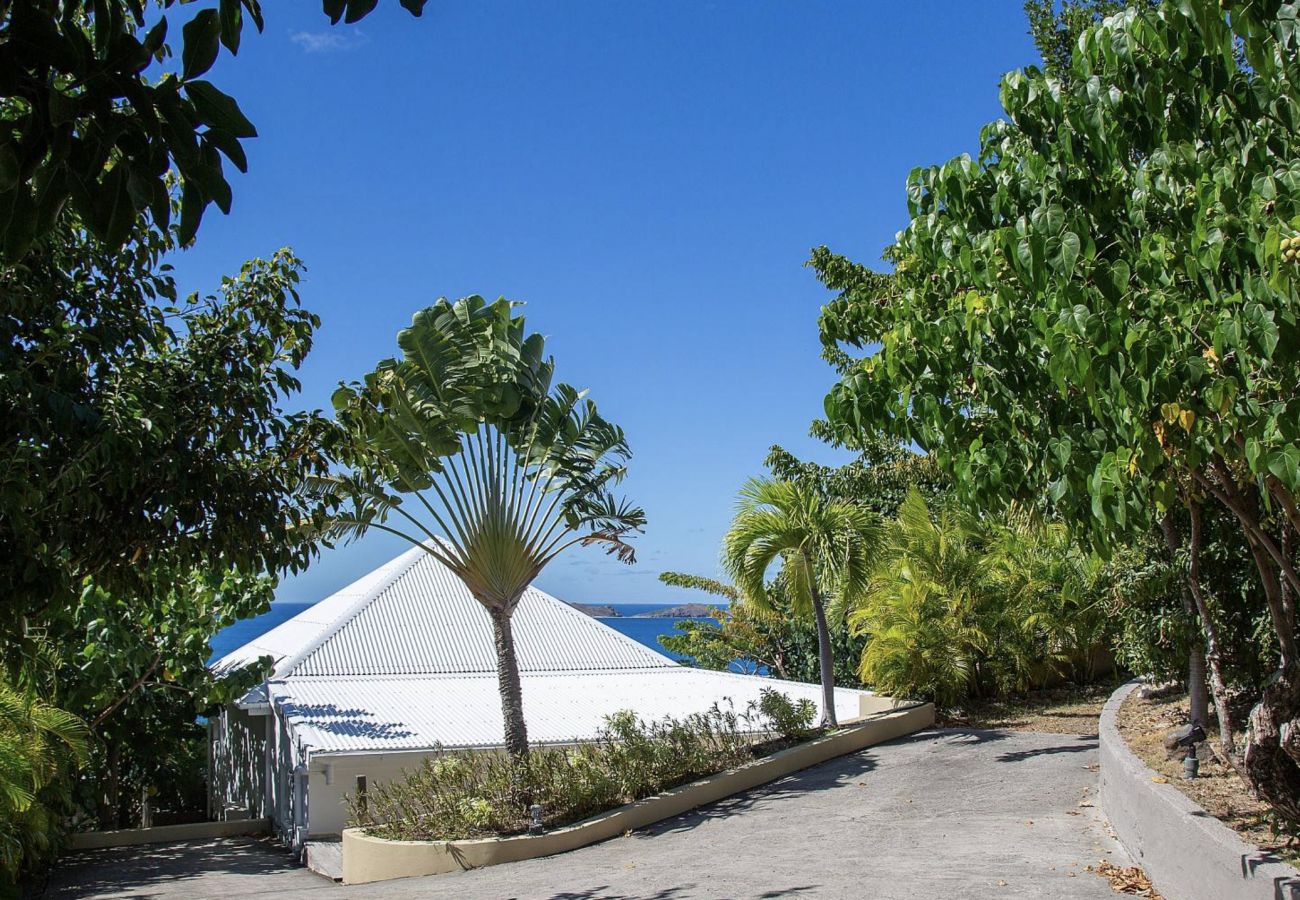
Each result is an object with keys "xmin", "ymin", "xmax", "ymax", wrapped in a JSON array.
[
  {"xmin": 722, "ymin": 478, "xmax": 878, "ymax": 727},
  {"xmin": 0, "ymin": 681, "xmax": 86, "ymax": 879},
  {"xmin": 323, "ymin": 297, "xmax": 644, "ymax": 759}
]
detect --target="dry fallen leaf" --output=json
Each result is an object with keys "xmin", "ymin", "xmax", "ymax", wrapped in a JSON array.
[
  {"xmin": 1151, "ymin": 776, "xmax": 1169, "ymax": 784},
  {"xmin": 1087, "ymin": 861, "xmax": 1164, "ymax": 898}
]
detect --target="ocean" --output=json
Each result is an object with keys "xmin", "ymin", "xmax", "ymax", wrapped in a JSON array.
[{"xmin": 207, "ymin": 601, "xmax": 717, "ymax": 664}]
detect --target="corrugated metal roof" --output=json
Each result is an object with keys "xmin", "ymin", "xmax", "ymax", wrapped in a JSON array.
[
  {"xmin": 290, "ymin": 551, "xmax": 673, "ymax": 677},
  {"xmin": 212, "ymin": 542, "xmax": 672, "ymax": 680},
  {"xmin": 271, "ymin": 669, "xmax": 870, "ymax": 753},
  {"xmin": 211, "ymin": 545, "xmax": 426, "ymax": 677}
]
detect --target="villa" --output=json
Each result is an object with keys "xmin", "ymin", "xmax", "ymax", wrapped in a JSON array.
[{"xmin": 207, "ymin": 543, "xmax": 881, "ymax": 845}]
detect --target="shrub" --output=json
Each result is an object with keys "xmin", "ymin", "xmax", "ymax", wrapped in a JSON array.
[
  {"xmin": 851, "ymin": 490, "xmax": 1120, "ymax": 708},
  {"xmin": 348, "ymin": 697, "xmax": 811, "ymax": 841},
  {"xmin": 757, "ymin": 688, "xmax": 817, "ymax": 741},
  {"xmin": 0, "ymin": 681, "xmax": 86, "ymax": 884}
]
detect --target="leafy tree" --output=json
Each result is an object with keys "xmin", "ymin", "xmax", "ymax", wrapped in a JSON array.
[
  {"xmin": 325, "ymin": 297, "xmax": 644, "ymax": 759},
  {"xmin": 657, "ymin": 572, "xmax": 869, "ymax": 686},
  {"xmin": 0, "ymin": 679, "xmax": 87, "ymax": 882},
  {"xmin": 0, "ymin": 0, "xmax": 427, "ymax": 258},
  {"xmin": 45, "ymin": 567, "xmax": 274, "ymax": 829},
  {"xmin": 1023, "ymin": 0, "xmax": 1153, "ymax": 84},
  {"xmin": 721, "ymin": 478, "xmax": 879, "ymax": 727},
  {"xmin": 1, "ymin": 218, "xmax": 334, "ymax": 641},
  {"xmin": 812, "ymin": 1, "xmax": 1300, "ymax": 816},
  {"xmin": 765, "ymin": 439, "xmax": 948, "ymax": 520},
  {"xmin": 852, "ymin": 492, "xmax": 995, "ymax": 706},
  {"xmin": 1, "ymin": 213, "xmax": 335, "ymax": 864}
]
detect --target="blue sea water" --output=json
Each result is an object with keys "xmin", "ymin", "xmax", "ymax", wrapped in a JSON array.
[{"xmin": 208, "ymin": 601, "xmax": 717, "ymax": 664}]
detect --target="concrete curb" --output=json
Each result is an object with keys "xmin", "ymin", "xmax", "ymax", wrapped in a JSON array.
[
  {"xmin": 67, "ymin": 818, "xmax": 270, "ymax": 851},
  {"xmin": 1099, "ymin": 680, "xmax": 1300, "ymax": 900},
  {"xmin": 342, "ymin": 702, "xmax": 934, "ymax": 884}
]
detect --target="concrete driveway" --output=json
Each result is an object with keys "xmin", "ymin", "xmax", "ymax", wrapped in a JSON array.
[{"xmin": 43, "ymin": 729, "xmax": 1129, "ymax": 900}]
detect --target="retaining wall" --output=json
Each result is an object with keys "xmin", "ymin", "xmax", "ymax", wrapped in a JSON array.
[
  {"xmin": 67, "ymin": 818, "xmax": 270, "ymax": 851},
  {"xmin": 1099, "ymin": 680, "xmax": 1300, "ymax": 900}
]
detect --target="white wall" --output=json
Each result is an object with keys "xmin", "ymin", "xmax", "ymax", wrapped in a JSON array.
[
  {"xmin": 207, "ymin": 706, "xmax": 268, "ymax": 821},
  {"xmin": 305, "ymin": 750, "xmax": 440, "ymax": 837}
]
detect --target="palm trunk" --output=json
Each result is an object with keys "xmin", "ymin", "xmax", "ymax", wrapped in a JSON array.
[
  {"xmin": 803, "ymin": 552, "xmax": 838, "ymax": 729},
  {"xmin": 489, "ymin": 606, "xmax": 529, "ymax": 759}
]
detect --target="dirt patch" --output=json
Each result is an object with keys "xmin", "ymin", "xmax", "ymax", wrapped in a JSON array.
[
  {"xmin": 939, "ymin": 681, "xmax": 1121, "ymax": 734},
  {"xmin": 1115, "ymin": 689, "xmax": 1300, "ymax": 864}
]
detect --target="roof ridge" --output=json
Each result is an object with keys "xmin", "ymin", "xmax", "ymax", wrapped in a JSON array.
[
  {"xmin": 274, "ymin": 664, "xmax": 683, "ymax": 683},
  {"xmin": 273, "ymin": 541, "xmax": 431, "ymax": 678}
]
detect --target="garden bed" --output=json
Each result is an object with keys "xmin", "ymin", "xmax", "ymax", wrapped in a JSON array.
[
  {"xmin": 1100, "ymin": 681, "xmax": 1300, "ymax": 900},
  {"xmin": 1114, "ymin": 686, "xmax": 1293, "ymax": 862},
  {"xmin": 341, "ymin": 702, "xmax": 934, "ymax": 884}
]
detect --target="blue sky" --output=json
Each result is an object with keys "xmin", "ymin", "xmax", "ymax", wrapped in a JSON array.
[{"xmin": 168, "ymin": 1, "xmax": 1038, "ymax": 607}]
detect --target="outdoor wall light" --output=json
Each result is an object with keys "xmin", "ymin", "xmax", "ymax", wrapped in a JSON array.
[
  {"xmin": 1168, "ymin": 722, "xmax": 1207, "ymax": 779},
  {"xmin": 323, "ymin": 763, "xmax": 333, "ymax": 786},
  {"xmin": 529, "ymin": 803, "xmax": 544, "ymax": 834}
]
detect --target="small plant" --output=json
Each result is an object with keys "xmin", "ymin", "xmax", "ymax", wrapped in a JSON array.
[
  {"xmin": 756, "ymin": 688, "xmax": 818, "ymax": 740},
  {"xmin": 348, "ymin": 695, "xmax": 814, "ymax": 841}
]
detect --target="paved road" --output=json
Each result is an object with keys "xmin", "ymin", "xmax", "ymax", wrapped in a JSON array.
[{"xmin": 43, "ymin": 729, "xmax": 1130, "ymax": 900}]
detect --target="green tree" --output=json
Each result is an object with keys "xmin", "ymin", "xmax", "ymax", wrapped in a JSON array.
[
  {"xmin": 721, "ymin": 478, "xmax": 879, "ymax": 727},
  {"xmin": 1, "ymin": 218, "xmax": 334, "ymax": 640},
  {"xmin": 657, "ymin": 572, "xmax": 869, "ymax": 686},
  {"xmin": 0, "ymin": 0, "xmax": 427, "ymax": 258},
  {"xmin": 851, "ymin": 491, "xmax": 1115, "ymax": 706},
  {"xmin": 2, "ymin": 213, "xmax": 335, "ymax": 856},
  {"xmin": 765, "ymin": 438, "xmax": 948, "ymax": 520},
  {"xmin": 325, "ymin": 297, "xmax": 644, "ymax": 759},
  {"xmin": 1023, "ymin": 0, "xmax": 1152, "ymax": 83},
  {"xmin": 812, "ymin": 1, "xmax": 1300, "ymax": 815}
]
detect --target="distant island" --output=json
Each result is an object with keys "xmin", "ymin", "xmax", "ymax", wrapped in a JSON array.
[
  {"xmin": 639, "ymin": 603, "xmax": 715, "ymax": 618},
  {"xmin": 566, "ymin": 602, "xmax": 717, "ymax": 619},
  {"xmin": 568, "ymin": 603, "xmax": 621, "ymax": 617}
]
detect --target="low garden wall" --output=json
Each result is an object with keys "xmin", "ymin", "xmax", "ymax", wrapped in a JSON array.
[
  {"xmin": 342, "ymin": 702, "xmax": 934, "ymax": 884},
  {"xmin": 1099, "ymin": 680, "xmax": 1300, "ymax": 900},
  {"xmin": 67, "ymin": 817, "xmax": 270, "ymax": 851}
]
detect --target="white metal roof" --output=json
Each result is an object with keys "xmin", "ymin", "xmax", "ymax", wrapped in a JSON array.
[
  {"xmin": 212, "ymin": 543, "xmax": 672, "ymax": 680},
  {"xmin": 272, "ymin": 669, "xmax": 869, "ymax": 754}
]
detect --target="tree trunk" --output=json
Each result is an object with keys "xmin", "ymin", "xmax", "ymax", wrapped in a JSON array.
[
  {"xmin": 1187, "ymin": 501, "xmax": 1239, "ymax": 760},
  {"xmin": 1236, "ymin": 516, "xmax": 1300, "ymax": 823},
  {"xmin": 1160, "ymin": 514, "xmax": 1209, "ymax": 728},
  {"xmin": 100, "ymin": 741, "xmax": 121, "ymax": 830},
  {"xmin": 489, "ymin": 606, "xmax": 529, "ymax": 759},
  {"xmin": 1244, "ymin": 663, "xmax": 1300, "ymax": 826},
  {"xmin": 804, "ymin": 555, "xmax": 838, "ymax": 729}
]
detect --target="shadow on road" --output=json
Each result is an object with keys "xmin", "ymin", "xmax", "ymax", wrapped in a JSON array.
[{"xmin": 38, "ymin": 836, "xmax": 300, "ymax": 899}]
